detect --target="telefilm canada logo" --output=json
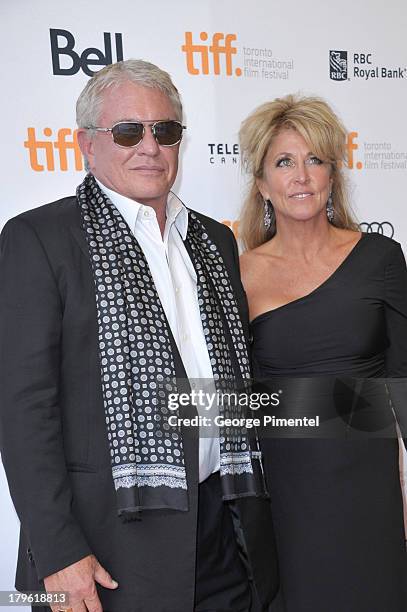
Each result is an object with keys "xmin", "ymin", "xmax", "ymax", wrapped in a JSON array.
[
  {"xmin": 329, "ymin": 50, "xmax": 406, "ymax": 81},
  {"xmin": 208, "ymin": 142, "xmax": 239, "ymax": 166}
]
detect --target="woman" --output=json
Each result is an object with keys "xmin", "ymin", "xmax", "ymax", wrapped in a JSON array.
[{"xmin": 239, "ymin": 95, "xmax": 407, "ymax": 611}]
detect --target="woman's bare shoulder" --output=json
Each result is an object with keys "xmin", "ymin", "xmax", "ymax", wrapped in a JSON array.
[
  {"xmin": 240, "ymin": 244, "xmax": 273, "ymax": 287},
  {"xmin": 240, "ymin": 247, "xmax": 264, "ymax": 272}
]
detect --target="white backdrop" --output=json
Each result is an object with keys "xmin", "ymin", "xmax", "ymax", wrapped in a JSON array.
[{"xmin": 1, "ymin": 0, "xmax": 407, "ymax": 606}]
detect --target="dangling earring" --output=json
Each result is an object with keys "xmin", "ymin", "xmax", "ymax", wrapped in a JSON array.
[
  {"xmin": 326, "ymin": 193, "xmax": 334, "ymax": 222},
  {"xmin": 263, "ymin": 199, "xmax": 274, "ymax": 230}
]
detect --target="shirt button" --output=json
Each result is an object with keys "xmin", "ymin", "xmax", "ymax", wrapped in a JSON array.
[
  {"xmin": 182, "ymin": 333, "xmax": 189, "ymax": 342},
  {"xmin": 175, "ymin": 287, "xmax": 180, "ymax": 293}
]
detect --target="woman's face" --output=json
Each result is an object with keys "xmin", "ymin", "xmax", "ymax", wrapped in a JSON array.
[{"xmin": 257, "ymin": 128, "xmax": 333, "ymax": 224}]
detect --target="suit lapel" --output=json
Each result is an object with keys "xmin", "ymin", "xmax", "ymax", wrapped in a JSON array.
[{"xmin": 69, "ymin": 226, "xmax": 90, "ymax": 260}]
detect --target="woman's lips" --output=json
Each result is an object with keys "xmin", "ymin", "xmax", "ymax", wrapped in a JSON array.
[{"xmin": 289, "ymin": 192, "xmax": 314, "ymax": 199}]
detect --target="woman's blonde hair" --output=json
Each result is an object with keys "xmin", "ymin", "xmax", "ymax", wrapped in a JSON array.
[{"xmin": 238, "ymin": 94, "xmax": 358, "ymax": 251}]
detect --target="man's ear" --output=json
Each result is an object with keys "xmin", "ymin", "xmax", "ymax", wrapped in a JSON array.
[{"xmin": 77, "ymin": 128, "xmax": 95, "ymax": 171}]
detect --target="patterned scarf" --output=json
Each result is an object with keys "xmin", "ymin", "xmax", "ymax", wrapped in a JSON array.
[{"xmin": 77, "ymin": 173, "xmax": 266, "ymax": 517}]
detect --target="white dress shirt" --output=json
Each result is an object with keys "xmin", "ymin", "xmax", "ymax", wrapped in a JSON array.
[{"xmin": 96, "ymin": 180, "xmax": 220, "ymax": 482}]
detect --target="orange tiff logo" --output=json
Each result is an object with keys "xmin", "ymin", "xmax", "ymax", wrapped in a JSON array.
[
  {"xmin": 337, "ymin": 132, "xmax": 362, "ymax": 170},
  {"xmin": 24, "ymin": 127, "xmax": 83, "ymax": 171},
  {"xmin": 346, "ymin": 131, "xmax": 362, "ymax": 169},
  {"xmin": 182, "ymin": 32, "xmax": 242, "ymax": 76},
  {"xmin": 222, "ymin": 220, "xmax": 240, "ymax": 238}
]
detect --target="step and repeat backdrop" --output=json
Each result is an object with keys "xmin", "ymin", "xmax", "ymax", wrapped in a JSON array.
[{"xmin": 1, "ymin": 0, "xmax": 406, "ymax": 604}]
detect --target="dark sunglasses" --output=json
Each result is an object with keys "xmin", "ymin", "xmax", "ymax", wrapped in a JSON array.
[{"xmin": 87, "ymin": 120, "xmax": 186, "ymax": 147}]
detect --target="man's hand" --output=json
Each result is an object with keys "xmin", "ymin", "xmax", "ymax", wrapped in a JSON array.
[{"xmin": 45, "ymin": 554, "xmax": 118, "ymax": 612}]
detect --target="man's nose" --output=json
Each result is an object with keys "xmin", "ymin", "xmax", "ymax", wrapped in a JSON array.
[{"xmin": 137, "ymin": 125, "xmax": 160, "ymax": 155}]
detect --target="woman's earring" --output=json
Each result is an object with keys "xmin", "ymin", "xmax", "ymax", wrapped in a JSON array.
[
  {"xmin": 264, "ymin": 199, "xmax": 274, "ymax": 230},
  {"xmin": 326, "ymin": 193, "xmax": 334, "ymax": 222}
]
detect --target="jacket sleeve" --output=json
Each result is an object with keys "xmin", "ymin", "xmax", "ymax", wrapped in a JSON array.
[
  {"xmin": 0, "ymin": 217, "xmax": 91, "ymax": 580},
  {"xmin": 383, "ymin": 241, "xmax": 407, "ymax": 443}
]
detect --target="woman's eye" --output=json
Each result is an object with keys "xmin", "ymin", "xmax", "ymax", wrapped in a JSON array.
[
  {"xmin": 276, "ymin": 157, "xmax": 294, "ymax": 168},
  {"xmin": 307, "ymin": 156, "xmax": 323, "ymax": 165}
]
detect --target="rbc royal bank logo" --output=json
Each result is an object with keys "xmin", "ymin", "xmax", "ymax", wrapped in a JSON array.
[
  {"xmin": 50, "ymin": 28, "xmax": 124, "ymax": 76},
  {"xmin": 329, "ymin": 50, "xmax": 348, "ymax": 81},
  {"xmin": 181, "ymin": 32, "xmax": 241, "ymax": 76}
]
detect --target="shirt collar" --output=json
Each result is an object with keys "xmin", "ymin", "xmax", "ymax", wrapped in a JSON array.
[
  {"xmin": 166, "ymin": 192, "xmax": 189, "ymax": 240},
  {"xmin": 95, "ymin": 178, "xmax": 189, "ymax": 240}
]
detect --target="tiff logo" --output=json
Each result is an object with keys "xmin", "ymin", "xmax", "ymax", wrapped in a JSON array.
[
  {"xmin": 24, "ymin": 128, "xmax": 83, "ymax": 172},
  {"xmin": 50, "ymin": 28, "xmax": 124, "ymax": 76},
  {"xmin": 337, "ymin": 132, "xmax": 362, "ymax": 170},
  {"xmin": 346, "ymin": 131, "xmax": 362, "ymax": 169},
  {"xmin": 182, "ymin": 32, "xmax": 242, "ymax": 76},
  {"xmin": 222, "ymin": 220, "xmax": 240, "ymax": 239}
]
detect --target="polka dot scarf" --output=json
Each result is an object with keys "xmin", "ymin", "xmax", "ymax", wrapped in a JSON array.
[{"xmin": 77, "ymin": 173, "xmax": 266, "ymax": 517}]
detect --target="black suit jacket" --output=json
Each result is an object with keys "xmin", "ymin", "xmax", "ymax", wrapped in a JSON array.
[{"xmin": 0, "ymin": 196, "xmax": 278, "ymax": 611}]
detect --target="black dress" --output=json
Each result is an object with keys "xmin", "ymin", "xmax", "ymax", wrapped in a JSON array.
[{"xmin": 251, "ymin": 233, "xmax": 407, "ymax": 612}]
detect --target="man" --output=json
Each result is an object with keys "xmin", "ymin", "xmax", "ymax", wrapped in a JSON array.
[{"xmin": 0, "ymin": 60, "xmax": 278, "ymax": 612}]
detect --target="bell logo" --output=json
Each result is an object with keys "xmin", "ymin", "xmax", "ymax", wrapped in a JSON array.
[
  {"xmin": 50, "ymin": 28, "xmax": 124, "ymax": 76},
  {"xmin": 182, "ymin": 32, "xmax": 242, "ymax": 76},
  {"xmin": 24, "ymin": 128, "xmax": 83, "ymax": 172}
]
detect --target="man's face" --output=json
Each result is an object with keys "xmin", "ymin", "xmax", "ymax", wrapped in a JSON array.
[{"xmin": 78, "ymin": 81, "xmax": 181, "ymax": 209}]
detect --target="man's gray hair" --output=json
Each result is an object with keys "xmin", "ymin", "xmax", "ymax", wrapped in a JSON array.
[{"xmin": 76, "ymin": 59, "xmax": 183, "ymax": 128}]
